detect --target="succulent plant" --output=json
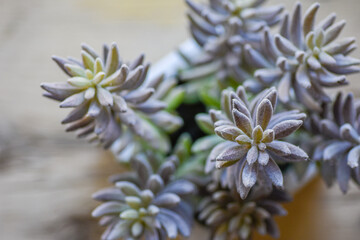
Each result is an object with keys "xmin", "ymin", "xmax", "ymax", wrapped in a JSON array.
[
  {"xmin": 254, "ymin": 3, "xmax": 360, "ymax": 111},
  {"xmin": 181, "ymin": 19, "xmax": 245, "ymax": 84},
  {"xmin": 92, "ymin": 154, "xmax": 196, "ymax": 240},
  {"xmin": 41, "ymin": 43, "xmax": 182, "ymax": 149},
  {"xmin": 40, "ymin": 1, "xmax": 360, "ymax": 239},
  {"xmin": 198, "ymin": 182, "xmax": 290, "ymax": 240},
  {"xmin": 186, "ymin": 0, "xmax": 283, "ymax": 46},
  {"xmin": 205, "ymin": 86, "xmax": 308, "ymax": 198},
  {"xmin": 309, "ymin": 92, "xmax": 360, "ymax": 193},
  {"xmin": 181, "ymin": 0, "xmax": 283, "ymax": 85}
]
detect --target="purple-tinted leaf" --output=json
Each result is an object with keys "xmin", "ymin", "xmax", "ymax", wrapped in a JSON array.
[
  {"xmin": 290, "ymin": 3, "xmax": 303, "ymax": 48},
  {"xmin": 315, "ymin": 69, "xmax": 347, "ymax": 87},
  {"xmin": 266, "ymin": 141, "xmax": 291, "ymax": 156},
  {"xmin": 232, "ymin": 109, "xmax": 253, "ymax": 137},
  {"xmin": 187, "ymin": 11, "xmax": 217, "ymax": 36},
  {"xmin": 337, "ymin": 156, "xmax": 351, "ymax": 194},
  {"xmin": 256, "ymin": 99, "xmax": 273, "ymax": 129},
  {"xmin": 269, "ymin": 110, "xmax": 306, "ymax": 128},
  {"xmin": 259, "ymin": 201, "xmax": 287, "ymax": 216},
  {"xmin": 319, "ymin": 51, "xmax": 336, "ymax": 65},
  {"xmin": 214, "ymin": 120, "xmax": 233, "ymax": 128},
  {"xmin": 52, "ymin": 56, "xmax": 73, "ymax": 76},
  {"xmin": 342, "ymin": 93, "xmax": 355, "ymax": 125},
  {"xmin": 153, "ymin": 193, "xmax": 180, "ymax": 208},
  {"xmin": 160, "ymin": 209, "xmax": 191, "ymax": 237},
  {"xmin": 206, "ymin": 209, "xmax": 227, "ymax": 225},
  {"xmin": 124, "ymin": 88, "xmax": 154, "ymax": 104},
  {"xmin": 242, "ymin": 162, "xmax": 258, "ymax": 188},
  {"xmin": 115, "ymin": 181, "xmax": 141, "ymax": 196},
  {"xmin": 215, "ymin": 125, "xmax": 242, "ymax": 141},
  {"xmin": 206, "ymin": 142, "xmax": 233, "ymax": 173},
  {"xmin": 263, "ymin": 88, "xmax": 277, "ymax": 110},
  {"xmin": 236, "ymin": 159, "xmax": 251, "ymax": 199},
  {"xmin": 113, "ymin": 95, "xmax": 128, "ymax": 112},
  {"xmin": 236, "ymin": 86, "xmax": 249, "ymax": 106},
  {"xmin": 62, "ymin": 102, "xmax": 89, "ymax": 123},
  {"xmin": 92, "ymin": 188, "xmax": 125, "ymax": 202},
  {"xmin": 265, "ymin": 218, "xmax": 280, "ymax": 239},
  {"xmin": 41, "ymin": 82, "xmax": 79, "ymax": 101},
  {"xmin": 277, "ymin": 72, "xmax": 291, "ymax": 103},
  {"xmin": 121, "ymin": 66, "xmax": 144, "ymax": 90},
  {"xmin": 232, "ymin": 99, "xmax": 251, "ymax": 119},
  {"xmin": 255, "ymin": 68, "xmax": 283, "ymax": 85},
  {"xmin": 103, "ymin": 220, "xmax": 130, "ymax": 240},
  {"xmin": 317, "ymin": 13, "xmax": 336, "ymax": 30},
  {"xmin": 347, "ymin": 145, "xmax": 360, "ymax": 168},
  {"xmin": 280, "ymin": 13, "xmax": 290, "ymax": 38},
  {"xmin": 94, "ymin": 108, "xmax": 110, "ymax": 135},
  {"xmin": 131, "ymin": 155, "xmax": 153, "ymax": 184},
  {"xmin": 84, "ymin": 87, "xmax": 95, "ymax": 100},
  {"xmin": 135, "ymin": 100, "xmax": 167, "ymax": 114},
  {"xmin": 244, "ymin": 44, "xmax": 270, "ymax": 68},
  {"xmin": 258, "ymin": 151, "xmax": 270, "ymax": 165},
  {"xmin": 273, "ymin": 120, "xmax": 303, "ymax": 139},
  {"xmin": 60, "ymin": 91, "xmax": 86, "ymax": 108},
  {"xmin": 281, "ymin": 142, "xmax": 309, "ymax": 162},
  {"xmin": 97, "ymin": 87, "xmax": 114, "ymax": 107},
  {"xmin": 293, "ymin": 80, "xmax": 321, "ymax": 111},
  {"xmin": 157, "ymin": 213, "xmax": 178, "ymax": 239},
  {"xmin": 88, "ymin": 100, "xmax": 102, "ymax": 117},
  {"xmin": 146, "ymin": 174, "xmax": 164, "ymax": 194},
  {"xmin": 296, "ymin": 63, "xmax": 311, "ymax": 88},
  {"xmin": 333, "ymin": 92, "xmax": 344, "ymax": 126},
  {"xmin": 321, "ymin": 160, "xmax": 336, "ymax": 187},
  {"xmin": 216, "ymin": 144, "xmax": 248, "ymax": 165},
  {"xmin": 163, "ymin": 180, "xmax": 195, "ymax": 196},
  {"xmin": 265, "ymin": 158, "xmax": 283, "ymax": 188},
  {"xmin": 247, "ymin": 145, "xmax": 259, "ymax": 165},
  {"xmin": 340, "ymin": 124, "xmax": 359, "ymax": 144},
  {"xmin": 307, "ymin": 56, "xmax": 322, "ymax": 70},
  {"xmin": 158, "ymin": 161, "xmax": 175, "ymax": 183},
  {"xmin": 320, "ymin": 119, "xmax": 340, "ymax": 138},
  {"xmin": 92, "ymin": 201, "xmax": 127, "ymax": 217},
  {"xmin": 324, "ymin": 20, "xmax": 346, "ymax": 45},
  {"xmin": 324, "ymin": 37, "xmax": 356, "ymax": 55}
]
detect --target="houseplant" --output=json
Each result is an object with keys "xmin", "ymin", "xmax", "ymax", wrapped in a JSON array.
[{"xmin": 41, "ymin": 0, "xmax": 360, "ymax": 239}]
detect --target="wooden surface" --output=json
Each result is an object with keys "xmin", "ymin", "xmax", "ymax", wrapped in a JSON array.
[{"xmin": 1, "ymin": 0, "xmax": 360, "ymax": 239}]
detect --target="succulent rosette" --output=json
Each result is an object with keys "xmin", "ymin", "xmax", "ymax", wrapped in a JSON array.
[
  {"xmin": 41, "ymin": 43, "xmax": 182, "ymax": 149},
  {"xmin": 186, "ymin": 0, "xmax": 283, "ymax": 46},
  {"xmin": 309, "ymin": 92, "xmax": 360, "ymax": 193},
  {"xmin": 181, "ymin": 0, "xmax": 283, "ymax": 86},
  {"xmin": 205, "ymin": 86, "xmax": 308, "ymax": 198},
  {"xmin": 180, "ymin": 19, "xmax": 245, "ymax": 84},
  {"xmin": 92, "ymin": 154, "xmax": 196, "ymax": 240},
  {"xmin": 198, "ymin": 182, "xmax": 290, "ymax": 240},
  {"xmin": 254, "ymin": 3, "xmax": 360, "ymax": 111}
]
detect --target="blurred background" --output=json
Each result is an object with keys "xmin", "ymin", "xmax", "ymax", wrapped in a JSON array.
[{"xmin": 0, "ymin": 0, "xmax": 360, "ymax": 239}]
